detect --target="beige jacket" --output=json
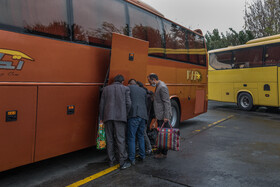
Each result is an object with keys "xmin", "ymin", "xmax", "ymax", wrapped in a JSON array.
[{"xmin": 153, "ymin": 80, "xmax": 172, "ymax": 120}]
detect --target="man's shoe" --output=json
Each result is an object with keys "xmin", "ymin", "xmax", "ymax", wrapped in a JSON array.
[
  {"xmin": 120, "ymin": 162, "xmax": 131, "ymax": 170},
  {"xmin": 154, "ymin": 153, "xmax": 164, "ymax": 159},
  {"xmin": 146, "ymin": 149, "xmax": 153, "ymax": 156},
  {"xmin": 109, "ymin": 160, "xmax": 117, "ymax": 167},
  {"xmin": 131, "ymin": 160, "xmax": 136, "ymax": 166},
  {"xmin": 136, "ymin": 157, "xmax": 144, "ymax": 162},
  {"xmin": 109, "ymin": 161, "xmax": 115, "ymax": 167}
]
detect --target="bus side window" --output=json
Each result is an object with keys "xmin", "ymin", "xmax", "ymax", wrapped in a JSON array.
[
  {"xmin": 0, "ymin": 0, "xmax": 69, "ymax": 39},
  {"xmin": 188, "ymin": 32, "xmax": 206, "ymax": 66},
  {"xmin": 163, "ymin": 21, "xmax": 188, "ymax": 62},
  {"xmin": 265, "ymin": 44, "xmax": 280, "ymax": 66},
  {"xmin": 73, "ymin": 0, "xmax": 127, "ymax": 47},
  {"xmin": 210, "ymin": 52, "xmax": 232, "ymax": 70},
  {"xmin": 128, "ymin": 4, "xmax": 164, "ymax": 57},
  {"xmin": 234, "ymin": 47, "xmax": 263, "ymax": 68},
  {"xmin": 162, "ymin": 21, "xmax": 206, "ymax": 66},
  {"xmin": 196, "ymin": 36, "xmax": 207, "ymax": 66}
]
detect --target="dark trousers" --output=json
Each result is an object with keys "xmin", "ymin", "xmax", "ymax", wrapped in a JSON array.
[
  {"xmin": 157, "ymin": 120, "xmax": 168, "ymax": 155},
  {"xmin": 144, "ymin": 123, "xmax": 152, "ymax": 151},
  {"xmin": 105, "ymin": 120, "xmax": 127, "ymax": 166}
]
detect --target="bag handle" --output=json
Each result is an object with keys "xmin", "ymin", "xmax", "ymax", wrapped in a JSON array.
[{"xmin": 159, "ymin": 121, "xmax": 172, "ymax": 130}]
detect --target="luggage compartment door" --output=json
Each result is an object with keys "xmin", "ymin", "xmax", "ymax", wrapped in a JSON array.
[
  {"xmin": 194, "ymin": 89, "xmax": 206, "ymax": 114},
  {"xmin": 35, "ymin": 86, "xmax": 99, "ymax": 162},
  {"xmin": 109, "ymin": 33, "xmax": 149, "ymax": 84},
  {"xmin": 0, "ymin": 86, "xmax": 37, "ymax": 172}
]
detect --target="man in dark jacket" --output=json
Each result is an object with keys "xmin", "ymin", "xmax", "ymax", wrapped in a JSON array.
[
  {"xmin": 127, "ymin": 79, "xmax": 148, "ymax": 165},
  {"xmin": 99, "ymin": 74, "xmax": 131, "ymax": 169},
  {"xmin": 147, "ymin": 73, "xmax": 172, "ymax": 159},
  {"xmin": 136, "ymin": 81, "xmax": 153, "ymax": 154}
]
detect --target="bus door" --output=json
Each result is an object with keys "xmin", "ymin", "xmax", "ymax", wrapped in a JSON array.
[
  {"xmin": 258, "ymin": 66, "xmax": 279, "ymax": 107},
  {"xmin": 108, "ymin": 33, "xmax": 149, "ymax": 84}
]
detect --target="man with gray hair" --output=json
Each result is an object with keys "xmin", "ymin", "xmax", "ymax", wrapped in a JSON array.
[{"xmin": 147, "ymin": 73, "xmax": 172, "ymax": 159}]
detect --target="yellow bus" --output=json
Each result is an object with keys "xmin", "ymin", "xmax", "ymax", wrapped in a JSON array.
[{"xmin": 208, "ymin": 34, "xmax": 280, "ymax": 110}]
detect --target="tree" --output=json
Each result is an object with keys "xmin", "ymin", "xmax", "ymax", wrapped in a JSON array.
[
  {"xmin": 205, "ymin": 28, "xmax": 254, "ymax": 50},
  {"xmin": 244, "ymin": 0, "xmax": 280, "ymax": 38},
  {"xmin": 205, "ymin": 29, "xmax": 222, "ymax": 50}
]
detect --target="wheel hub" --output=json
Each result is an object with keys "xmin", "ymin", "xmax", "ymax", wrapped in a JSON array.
[
  {"xmin": 171, "ymin": 106, "xmax": 177, "ymax": 127},
  {"xmin": 241, "ymin": 96, "xmax": 250, "ymax": 108}
]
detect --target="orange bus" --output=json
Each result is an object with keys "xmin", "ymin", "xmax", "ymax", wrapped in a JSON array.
[{"xmin": 0, "ymin": 0, "xmax": 208, "ymax": 172}]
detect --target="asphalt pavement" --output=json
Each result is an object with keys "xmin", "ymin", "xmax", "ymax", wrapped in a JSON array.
[{"xmin": 1, "ymin": 101, "xmax": 280, "ymax": 187}]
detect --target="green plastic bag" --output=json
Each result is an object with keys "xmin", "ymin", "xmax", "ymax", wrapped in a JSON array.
[{"xmin": 97, "ymin": 122, "xmax": 106, "ymax": 150}]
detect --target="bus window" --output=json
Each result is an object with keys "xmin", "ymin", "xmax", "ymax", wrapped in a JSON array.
[
  {"xmin": 164, "ymin": 21, "xmax": 187, "ymax": 62},
  {"xmin": 73, "ymin": 0, "xmax": 127, "ymax": 47},
  {"xmin": 265, "ymin": 44, "xmax": 280, "ymax": 66},
  {"xmin": 209, "ymin": 52, "xmax": 232, "ymax": 70},
  {"xmin": 198, "ymin": 55, "xmax": 207, "ymax": 66},
  {"xmin": 0, "ymin": 0, "xmax": 68, "ymax": 38},
  {"xmin": 128, "ymin": 4, "xmax": 164, "ymax": 57},
  {"xmin": 188, "ymin": 32, "xmax": 204, "ymax": 49},
  {"xmin": 187, "ymin": 31, "xmax": 206, "ymax": 66},
  {"xmin": 233, "ymin": 47, "xmax": 263, "ymax": 68}
]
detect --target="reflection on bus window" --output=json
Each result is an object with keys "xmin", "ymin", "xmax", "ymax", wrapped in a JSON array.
[
  {"xmin": 164, "ymin": 20, "xmax": 187, "ymax": 61},
  {"xmin": 209, "ymin": 52, "xmax": 232, "ymax": 70},
  {"xmin": 188, "ymin": 32, "xmax": 204, "ymax": 49},
  {"xmin": 73, "ymin": 0, "xmax": 127, "ymax": 47},
  {"xmin": 198, "ymin": 55, "xmax": 206, "ymax": 66},
  {"xmin": 233, "ymin": 47, "xmax": 263, "ymax": 68},
  {"xmin": 0, "ymin": 0, "xmax": 68, "ymax": 38},
  {"xmin": 188, "ymin": 31, "xmax": 206, "ymax": 65},
  {"xmin": 162, "ymin": 21, "xmax": 206, "ymax": 66},
  {"xmin": 0, "ymin": 0, "xmax": 207, "ymax": 67},
  {"xmin": 128, "ymin": 4, "xmax": 164, "ymax": 57},
  {"xmin": 265, "ymin": 44, "xmax": 280, "ymax": 66}
]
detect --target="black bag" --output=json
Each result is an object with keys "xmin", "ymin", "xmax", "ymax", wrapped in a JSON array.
[{"xmin": 147, "ymin": 128, "xmax": 158, "ymax": 146}]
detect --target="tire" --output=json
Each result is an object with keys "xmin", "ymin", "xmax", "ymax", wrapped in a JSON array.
[
  {"xmin": 237, "ymin": 92, "xmax": 254, "ymax": 111},
  {"xmin": 170, "ymin": 100, "xmax": 180, "ymax": 128}
]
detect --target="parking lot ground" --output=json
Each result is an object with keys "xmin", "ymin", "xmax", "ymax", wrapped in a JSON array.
[{"xmin": 1, "ymin": 101, "xmax": 280, "ymax": 187}]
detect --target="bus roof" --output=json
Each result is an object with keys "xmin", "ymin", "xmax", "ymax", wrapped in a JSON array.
[
  {"xmin": 126, "ymin": 0, "xmax": 164, "ymax": 17},
  {"xmin": 209, "ymin": 35, "xmax": 280, "ymax": 54},
  {"xmin": 246, "ymin": 34, "xmax": 280, "ymax": 44}
]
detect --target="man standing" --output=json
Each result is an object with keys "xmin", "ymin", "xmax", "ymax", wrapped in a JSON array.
[
  {"xmin": 99, "ymin": 74, "xmax": 131, "ymax": 169},
  {"xmin": 147, "ymin": 73, "xmax": 172, "ymax": 159},
  {"xmin": 127, "ymin": 79, "xmax": 148, "ymax": 165},
  {"xmin": 136, "ymin": 81, "xmax": 153, "ymax": 154}
]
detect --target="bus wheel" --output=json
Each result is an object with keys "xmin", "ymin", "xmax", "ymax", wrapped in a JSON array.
[
  {"xmin": 237, "ymin": 93, "xmax": 254, "ymax": 111},
  {"xmin": 170, "ymin": 100, "xmax": 180, "ymax": 128}
]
